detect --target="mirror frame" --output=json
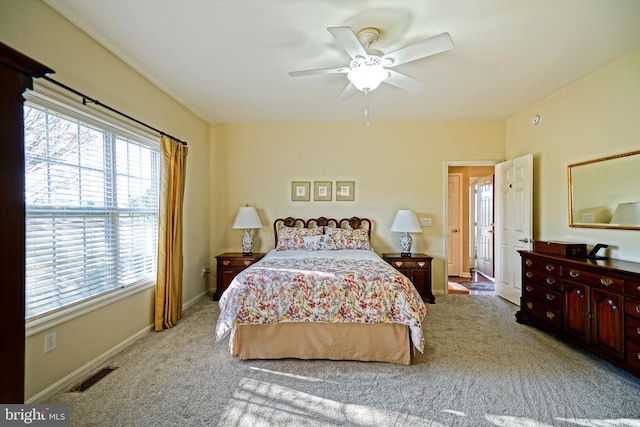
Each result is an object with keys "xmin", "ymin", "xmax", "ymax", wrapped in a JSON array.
[{"xmin": 568, "ymin": 149, "xmax": 640, "ymax": 230}]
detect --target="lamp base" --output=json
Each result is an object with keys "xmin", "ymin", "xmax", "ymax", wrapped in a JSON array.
[
  {"xmin": 400, "ymin": 252, "xmax": 412, "ymax": 257},
  {"xmin": 399, "ymin": 232, "xmax": 413, "ymax": 256},
  {"xmin": 242, "ymin": 252, "xmax": 253, "ymax": 256},
  {"xmin": 241, "ymin": 229, "xmax": 253, "ymax": 256}
]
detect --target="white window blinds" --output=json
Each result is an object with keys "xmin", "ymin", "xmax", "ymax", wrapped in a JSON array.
[{"xmin": 24, "ymin": 99, "xmax": 159, "ymax": 319}]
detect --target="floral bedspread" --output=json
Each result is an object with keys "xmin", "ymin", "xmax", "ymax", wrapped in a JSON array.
[{"xmin": 214, "ymin": 250, "xmax": 427, "ymax": 352}]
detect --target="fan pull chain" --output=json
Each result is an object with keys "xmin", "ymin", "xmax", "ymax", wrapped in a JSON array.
[{"xmin": 364, "ymin": 90, "xmax": 370, "ymax": 126}]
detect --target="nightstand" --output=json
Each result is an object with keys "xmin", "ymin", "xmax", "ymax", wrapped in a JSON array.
[
  {"xmin": 382, "ymin": 253, "xmax": 434, "ymax": 304},
  {"xmin": 212, "ymin": 252, "xmax": 265, "ymax": 300}
]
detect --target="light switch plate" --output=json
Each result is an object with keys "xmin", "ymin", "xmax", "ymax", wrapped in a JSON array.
[
  {"xmin": 581, "ymin": 213, "xmax": 594, "ymax": 222},
  {"xmin": 419, "ymin": 218, "xmax": 432, "ymax": 227}
]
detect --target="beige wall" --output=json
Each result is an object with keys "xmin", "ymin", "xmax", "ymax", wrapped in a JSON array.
[
  {"xmin": 209, "ymin": 121, "xmax": 506, "ymax": 294},
  {"xmin": 506, "ymin": 48, "xmax": 640, "ymax": 263},
  {"xmin": 1, "ymin": 0, "xmax": 210, "ymax": 401},
  {"xmin": 4, "ymin": 0, "xmax": 639, "ymax": 403}
]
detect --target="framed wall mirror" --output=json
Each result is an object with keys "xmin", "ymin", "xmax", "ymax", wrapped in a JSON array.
[{"xmin": 568, "ymin": 150, "xmax": 640, "ymax": 230}]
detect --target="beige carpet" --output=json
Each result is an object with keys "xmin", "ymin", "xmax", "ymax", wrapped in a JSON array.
[{"xmin": 45, "ymin": 295, "xmax": 640, "ymax": 426}]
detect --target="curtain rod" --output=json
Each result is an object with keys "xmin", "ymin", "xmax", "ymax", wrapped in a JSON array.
[{"xmin": 42, "ymin": 75, "xmax": 187, "ymax": 146}]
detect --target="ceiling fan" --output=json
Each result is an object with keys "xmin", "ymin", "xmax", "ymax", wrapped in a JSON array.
[{"xmin": 289, "ymin": 26, "xmax": 455, "ymax": 99}]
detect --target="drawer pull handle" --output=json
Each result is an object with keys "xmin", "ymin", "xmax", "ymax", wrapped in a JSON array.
[
  {"xmin": 636, "ymin": 304, "xmax": 640, "ymax": 314},
  {"xmin": 525, "ymin": 271, "xmax": 533, "ymax": 278},
  {"xmin": 636, "ymin": 327, "xmax": 640, "ymax": 335},
  {"xmin": 546, "ymin": 278, "xmax": 555, "ymax": 285},
  {"xmin": 637, "ymin": 353, "xmax": 640, "ymax": 361},
  {"xmin": 545, "ymin": 264, "xmax": 555, "ymax": 272},
  {"xmin": 244, "ymin": 261, "xmax": 251, "ymax": 266},
  {"xmin": 600, "ymin": 278, "xmax": 613, "ymax": 287},
  {"xmin": 637, "ymin": 285, "xmax": 640, "ymax": 293},
  {"xmin": 545, "ymin": 294, "xmax": 555, "ymax": 301},
  {"xmin": 222, "ymin": 260, "xmax": 230, "ymax": 266},
  {"xmin": 394, "ymin": 261, "xmax": 403, "ymax": 268},
  {"xmin": 418, "ymin": 262, "xmax": 425, "ymax": 268},
  {"xmin": 526, "ymin": 302, "xmax": 533, "ymax": 309},
  {"xmin": 525, "ymin": 259, "xmax": 533, "ymax": 266},
  {"xmin": 569, "ymin": 270, "xmax": 580, "ymax": 278},
  {"xmin": 525, "ymin": 285, "xmax": 533, "ymax": 292},
  {"xmin": 546, "ymin": 311, "xmax": 555, "ymax": 320}
]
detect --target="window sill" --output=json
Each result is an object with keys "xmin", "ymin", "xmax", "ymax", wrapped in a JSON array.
[{"xmin": 26, "ymin": 280, "xmax": 155, "ymax": 337}]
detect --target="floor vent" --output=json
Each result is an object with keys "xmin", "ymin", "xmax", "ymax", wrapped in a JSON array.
[{"xmin": 69, "ymin": 366, "xmax": 118, "ymax": 392}]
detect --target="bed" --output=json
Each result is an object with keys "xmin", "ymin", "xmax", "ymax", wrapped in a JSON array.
[{"xmin": 214, "ymin": 216, "xmax": 427, "ymax": 365}]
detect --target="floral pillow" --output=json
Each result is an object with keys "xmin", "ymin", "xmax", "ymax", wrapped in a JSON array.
[
  {"xmin": 303, "ymin": 234, "xmax": 337, "ymax": 251},
  {"xmin": 325, "ymin": 228, "xmax": 371, "ymax": 250},
  {"xmin": 276, "ymin": 226, "xmax": 323, "ymax": 251}
]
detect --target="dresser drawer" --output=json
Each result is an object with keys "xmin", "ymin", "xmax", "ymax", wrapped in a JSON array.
[
  {"xmin": 626, "ymin": 315, "xmax": 640, "ymax": 345},
  {"xmin": 627, "ymin": 341, "xmax": 640, "ymax": 372},
  {"xmin": 625, "ymin": 281, "xmax": 640, "ymax": 299},
  {"xmin": 218, "ymin": 257, "xmax": 259, "ymax": 268},
  {"xmin": 625, "ymin": 298, "xmax": 640, "ymax": 319},
  {"xmin": 521, "ymin": 296, "xmax": 562, "ymax": 329},
  {"xmin": 522, "ymin": 283, "xmax": 562, "ymax": 309},
  {"xmin": 523, "ymin": 269, "xmax": 562, "ymax": 291},
  {"xmin": 562, "ymin": 268, "xmax": 623, "ymax": 293},
  {"xmin": 387, "ymin": 258, "xmax": 430, "ymax": 270},
  {"xmin": 523, "ymin": 257, "xmax": 561, "ymax": 275}
]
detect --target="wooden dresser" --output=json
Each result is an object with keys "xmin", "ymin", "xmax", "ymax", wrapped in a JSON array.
[{"xmin": 517, "ymin": 250, "xmax": 640, "ymax": 377}]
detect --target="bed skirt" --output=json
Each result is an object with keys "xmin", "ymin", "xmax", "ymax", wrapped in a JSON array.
[{"xmin": 232, "ymin": 322, "xmax": 414, "ymax": 365}]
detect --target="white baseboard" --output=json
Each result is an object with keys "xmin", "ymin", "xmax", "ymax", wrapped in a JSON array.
[
  {"xmin": 27, "ymin": 291, "xmax": 209, "ymax": 403},
  {"xmin": 26, "ymin": 324, "xmax": 153, "ymax": 403}
]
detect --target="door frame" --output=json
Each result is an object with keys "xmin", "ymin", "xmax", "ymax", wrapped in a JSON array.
[{"xmin": 444, "ymin": 160, "xmax": 501, "ymax": 295}]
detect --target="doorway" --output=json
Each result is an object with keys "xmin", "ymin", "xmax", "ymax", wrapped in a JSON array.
[
  {"xmin": 474, "ymin": 174, "xmax": 495, "ymax": 279},
  {"xmin": 445, "ymin": 162, "xmax": 498, "ymax": 295}
]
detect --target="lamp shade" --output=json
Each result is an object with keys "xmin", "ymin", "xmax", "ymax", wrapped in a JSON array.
[
  {"xmin": 610, "ymin": 202, "xmax": 640, "ymax": 226},
  {"xmin": 390, "ymin": 210, "xmax": 421, "ymax": 233},
  {"xmin": 232, "ymin": 206, "xmax": 262, "ymax": 229}
]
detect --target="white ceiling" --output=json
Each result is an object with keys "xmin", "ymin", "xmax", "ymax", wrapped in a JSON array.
[{"xmin": 44, "ymin": 0, "xmax": 640, "ymax": 124}]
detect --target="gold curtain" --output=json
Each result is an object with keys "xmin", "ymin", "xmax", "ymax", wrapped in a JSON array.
[{"xmin": 155, "ymin": 136, "xmax": 188, "ymax": 331}]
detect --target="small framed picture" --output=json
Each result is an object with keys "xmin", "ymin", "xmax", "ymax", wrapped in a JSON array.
[
  {"xmin": 335, "ymin": 181, "xmax": 355, "ymax": 201},
  {"xmin": 291, "ymin": 181, "xmax": 310, "ymax": 201},
  {"xmin": 314, "ymin": 181, "xmax": 332, "ymax": 201}
]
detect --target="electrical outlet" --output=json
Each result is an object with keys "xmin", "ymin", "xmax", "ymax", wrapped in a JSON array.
[
  {"xmin": 45, "ymin": 332, "xmax": 57, "ymax": 353},
  {"xmin": 201, "ymin": 268, "xmax": 207, "ymax": 277},
  {"xmin": 419, "ymin": 218, "xmax": 432, "ymax": 227}
]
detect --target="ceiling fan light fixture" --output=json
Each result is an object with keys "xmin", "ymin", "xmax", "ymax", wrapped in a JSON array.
[
  {"xmin": 347, "ymin": 57, "xmax": 389, "ymax": 92},
  {"xmin": 289, "ymin": 26, "xmax": 454, "ymax": 97}
]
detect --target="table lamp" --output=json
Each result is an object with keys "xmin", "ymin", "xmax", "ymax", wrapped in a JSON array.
[
  {"xmin": 232, "ymin": 206, "xmax": 262, "ymax": 255},
  {"xmin": 610, "ymin": 202, "xmax": 640, "ymax": 226},
  {"xmin": 390, "ymin": 210, "xmax": 422, "ymax": 257}
]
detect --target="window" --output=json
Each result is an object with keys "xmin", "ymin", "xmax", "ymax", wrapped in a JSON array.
[{"xmin": 24, "ymin": 95, "xmax": 159, "ymax": 320}]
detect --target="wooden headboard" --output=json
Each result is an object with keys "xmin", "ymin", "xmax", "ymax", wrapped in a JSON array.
[{"xmin": 273, "ymin": 216, "xmax": 372, "ymax": 247}]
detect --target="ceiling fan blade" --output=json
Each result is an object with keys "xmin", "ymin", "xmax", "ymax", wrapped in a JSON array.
[
  {"xmin": 289, "ymin": 67, "xmax": 349, "ymax": 77},
  {"xmin": 383, "ymin": 32, "xmax": 454, "ymax": 67},
  {"xmin": 384, "ymin": 70, "xmax": 426, "ymax": 94},
  {"xmin": 327, "ymin": 27, "xmax": 368, "ymax": 59},
  {"xmin": 338, "ymin": 82, "xmax": 359, "ymax": 100}
]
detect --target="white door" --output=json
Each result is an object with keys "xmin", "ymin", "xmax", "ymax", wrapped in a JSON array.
[
  {"xmin": 476, "ymin": 175, "xmax": 494, "ymax": 278},
  {"xmin": 494, "ymin": 154, "xmax": 533, "ymax": 305},
  {"xmin": 448, "ymin": 173, "xmax": 463, "ymax": 276}
]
